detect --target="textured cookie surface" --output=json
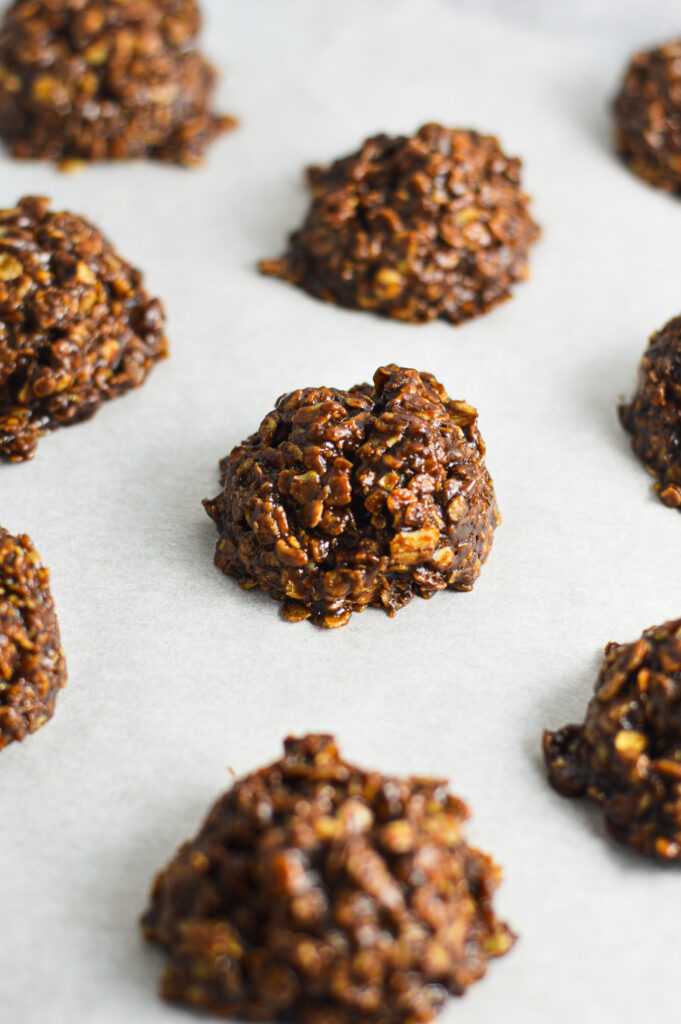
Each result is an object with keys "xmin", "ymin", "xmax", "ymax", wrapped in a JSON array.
[
  {"xmin": 0, "ymin": 196, "xmax": 167, "ymax": 461},
  {"xmin": 0, "ymin": 526, "xmax": 66, "ymax": 750},
  {"xmin": 544, "ymin": 619, "xmax": 681, "ymax": 860},
  {"xmin": 204, "ymin": 365, "xmax": 500, "ymax": 627},
  {"xmin": 143, "ymin": 734, "xmax": 514, "ymax": 1022},
  {"xmin": 260, "ymin": 123, "xmax": 539, "ymax": 324}
]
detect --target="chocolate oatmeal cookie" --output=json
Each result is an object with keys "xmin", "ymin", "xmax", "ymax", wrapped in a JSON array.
[
  {"xmin": 544, "ymin": 619, "xmax": 681, "ymax": 860},
  {"xmin": 0, "ymin": 0, "xmax": 235, "ymax": 167},
  {"xmin": 0, "ymin": 196, "xmax": 167, "ymax": 461},
  {"xmin": 614, "ymin": 39, "xmax": 681, "ymax": 193},
  {"xmin": 204, "ymin": 365, "xmax": 500, "ymax": 627},
  {"xmin": 619, "ymin": 315, "xmax": 681, "ymax": 509},
  {"xmin": 260, "ymin": 123, "xmax": 539, "ymax": 324},
  {"xmin": 143, "ymin": 734, "xmax": 514, "ymax": 1022},
  {"xmin": 0, "ymin": 525, "xmax": 66, "ymax": 750}
]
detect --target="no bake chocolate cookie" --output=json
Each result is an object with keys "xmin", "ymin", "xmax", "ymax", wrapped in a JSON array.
[
  {"xmin": 614, "ymin": 39, "xmax": 681, "ymax": 193},
  {"xmin": 544, "ymin": 620, "xmax": 681, "ymax": 860},
  {"xmin": 260, "ymin": 123, "xmax": 539, "ymax": 324},
  {"xmin": 0, "ymin": 0, "xmax": 234, "ymax": 167},
  {"xmin": 619, "ymin": 314, "xmax": 681, "ymax": 509},
  {"xmin": 0, "ymin": 526, "xmax": 66, "ymax": 750},
  {"xmin": 204, "ymin": 365, "xmax": 500, "ymax": 627},
  {"xmin": 143, "ymin": 734, "xmax": 514, "ymax": 1022},
  {"xmin": 0, "ymin": 196, "xmax": 167, "ymax": 461}
]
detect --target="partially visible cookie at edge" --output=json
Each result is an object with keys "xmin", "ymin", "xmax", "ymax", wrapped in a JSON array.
[
  {"xmin": 544, "ymin": 619, "xmax": 681, "ymax": 860},
  {"xmin": 0, "ymin": 525, "xmax": 66, "ymax": 750},
  {"xmin": 619, "ymin": 314, "xmax": 681, "ymax": 509},
  {"xmin": 0, "ymin": 0, "xmax": 236, "ymax": 168},
  {"xmin": 614, "ymin": 39, "xmax": 681, "ymax": 193},
  {"xmin": 0, "ymin": 196, "xmax": 168, "ymax": 462}
]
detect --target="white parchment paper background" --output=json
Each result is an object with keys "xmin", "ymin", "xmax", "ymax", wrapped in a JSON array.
[{"xmin": 2, "ymin": 2, "xmax": 681, "ymax": 1021}]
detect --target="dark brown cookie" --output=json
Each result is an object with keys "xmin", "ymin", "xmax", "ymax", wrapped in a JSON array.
[
  {"xmin": 143, "ymin": 734, "xmax": 514, "ymax": 1022},
  {"xmin": 614, "ymin": 39, "xmax": 681, "ymax": 192},
  {"xmin": 0, "ymin": 0, "xmax": 235, "ymax": 167},
  {"xmin": 260, "ymin": 123, "xmax": 539, "ymax": 324},
  {"xmin": 0, "ymin": 196, "xmax": 168, "ymax": 461},
  {"xmin": 544, "ymin": 620, "xmax": 681, "ymax": 860},
  {"xmin": 204, "ymin": 365, "xmax": 500, "ymax": 628},
  {"xmin": 0, "ymin": 526, "xmax": 66, "ymax": 750},
  {"xmin": 619, "ymin": 315, "xmax": 681, "ymax": 509}
]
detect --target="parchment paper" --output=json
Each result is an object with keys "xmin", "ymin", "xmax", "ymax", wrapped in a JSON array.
[{"xmin": 2, "ymin": 2, "xmax": 681, "ymax": 1022}]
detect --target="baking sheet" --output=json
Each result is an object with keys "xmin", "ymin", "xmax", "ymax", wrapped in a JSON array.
[{"xmin": 2, "ymin": 2, "xmax": 681, "ymax": 1021}]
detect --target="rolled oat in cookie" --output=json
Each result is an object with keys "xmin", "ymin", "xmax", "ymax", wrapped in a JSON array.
[
  {"xmin": 0, "ymin": 0, "xmax": 235, "ymax": 167},
  {"xmin": 544, "ymin": 619, "xmax": 681, "ymax": 860},
  {"xmin": 260, "ymin": 123, "xmax": 539, "ymax": 324},
  {"xmin": 0, "ymin": 525, "xmax": 66, "ymax": 750},
  {"xmin": 0, "ymin": 196, "xmax": 167, "ymax": 461},
  {"xmin": 203, "ymin": 365, "xmax": 500, "ymax": 628},
  {"xmin": 142, "ymin": 734, "xmax": 515, "ymax": 1022}
]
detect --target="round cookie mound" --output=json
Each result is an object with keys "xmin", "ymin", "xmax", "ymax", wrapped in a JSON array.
[
  {"xmin": 544, "ymin": 620, "xmax": 681, "ymax": 860},
  {"xmin": 142, "ymin": 734, "xmax": 514, "ymax": 1023},
  {"xmin": 0, "ymin": 195, "xmax": 167, "ymax": 461},
  {"xmin": 614, "ymin": 40, "xmax": 681, "ymax": 192},
  {"xmin": 203, "ymin": 365, "xmax": 500, "ymax": 628},
  {"xmin": 0, "ymin": 526, "xmax": 66, "ymax": 750},
  {"xmin": 260, "ymin": 123, "xmax": 539, "ymax": 324},
  {"xmin": 0, "ymin": 0, "xmax": 235, "ymax": 166},
  {"xmin": 619, "ymin": 314, "xmax": 681, "ymax": 509}
]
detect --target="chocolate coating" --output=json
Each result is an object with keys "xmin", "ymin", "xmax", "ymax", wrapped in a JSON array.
[
  {"xmin": 203, "ymin": 365, "xmax": 500, "ymax": 628},
  {"xmin": 260, "ymin": 123, "xmax": 539, "ymax": 324},
  {"xmin": 614, "ymin": 39, "xmax": 681, "ymax": 192},
  {"xmin": 0, "ymin": 196, "xmax": 167, "ymax": 461},
  {"xmin": 619, "ymin": 315, "xmax": 681, "ymax": 509},
  {"xmin": 143, "ymin": 734, "xmax": 514, "ymax": 1022},
  {"xmin": 544, "ymin": 620, "xmax": 681, "ymax": 860},
  {"xmin": 0, "ymin": 0, "xmax": 235, "ymax": 167},
  {"xmin": 0, "ymin": 526, "xmax": 66, "ymax": 750}
]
